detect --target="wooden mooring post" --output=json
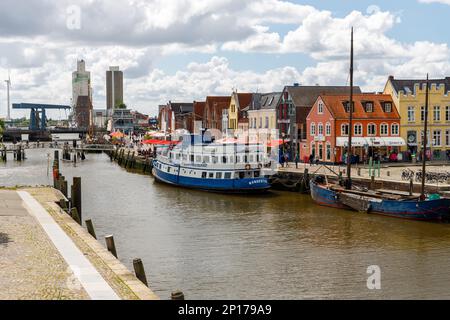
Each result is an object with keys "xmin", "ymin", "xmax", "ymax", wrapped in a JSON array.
[
  {"xmin": 133, "ymin": 258, "xmax": 148, "ymax": 287},
  {"xmin": 85, "ymin": 219, "xmax": 97, "ymax": 239},
  {"xmin": 71, "ymin": 177, "xmax": 82, "ymax": 225},
  {"xmin": 171, "ymin": 290, "xmax": 185, "ymax": 300},
  {"xmin": 105, "ymin": 235, "xmax": 118, "ymax": 258},
  {"xmin": 71, "ymin": 207, "xmax": 81, "ymax": 225}
]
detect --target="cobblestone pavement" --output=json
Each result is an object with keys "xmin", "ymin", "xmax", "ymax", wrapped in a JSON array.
[{"xmin": 0, "ymin": 190, "xmax": 89, "ymax": 300}]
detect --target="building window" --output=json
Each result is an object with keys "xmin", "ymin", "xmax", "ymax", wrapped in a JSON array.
[
  {"xmin": 310, "ymin": 123, "xmax": 316, "ymax": 136},
  {"xmin": 318, "ymin": 123, "xmax": 324, "ymax": 135},
  {"xmin": 421, "ymin": 106, "xmax": 425, "ymax": 122},
  {"xmin": 391, "ymin": 123, "xmax": 399, "ymax": 136},
  {"xmin": 407, "ymin": 106, "xmax": 415, "ymax": 122},
  {"xmin": 384, "ymin": 102, "xmax": 392, "ymax": 113},
  {"xmin": 433, "ymin": 130, "xmax": 441, "ymax": 146},
  {"xmin": 367, "ymin": 123, "xmax": 376, "ymax": 136},
  {"xmin": 318, "ymin": 102, "xmax": 324, "ymax": 114},
  {"xmin": 343, "ymin": 101, "xmax": 354, "ymax": 113},
  {"xmin": 259, "ymin": 117, "xmax": 262, "ymax": 128},
  {"xmin": 365, "ymin": 102, "xmax": 373, "ymax": 113},
  {"xmin": 380, "ymin": 123, "xmax": 388, "ymax": 136},
  {"xmin": 341, "ymin": 123, "xmax": 349, "ymax": 136},
  {"xmin": 325, "ymin": 122, "xmax": 331, "ymax": 136},
  {"xmin": 354, "ymin": 123, "xmax": 362, "ymax": 136},
  {"xmin": 265, "ymin": 117, "xmax": 269, "ymax": 128},
  {"xmin": 446, "ymin": 106, "xmax": 450, "ymax": 122},
  {"xmin": 446, "ymin": 129, "xmax": 450, "ymax": 146},
  {"xmin": 433, "ymin": 106, "xmax": 441, "ymax": 122},
  {"xmin": 326, "ymin": 143, "xmax": 331, "ymax": 161}
]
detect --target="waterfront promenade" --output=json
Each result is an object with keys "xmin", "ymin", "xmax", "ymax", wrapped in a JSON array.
[
  {"xmin": 0, "ymin": 187, "xmax": 158, "ymax": 300},
  {"xmin": 279, "ymin": 162, "xmax": 450, "ymax": 189}
]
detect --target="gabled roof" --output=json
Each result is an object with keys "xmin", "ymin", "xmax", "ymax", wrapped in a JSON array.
[
  {"xmin": 205, "ymin": 96, "xmax": 231, "ymax": 114},
  {"xmin": 260, "ymin": 92, "xmax": 281, "ymax": 109},
  {"xmin": 168, "ymin": 102, "xmax": 194, "ymax": 114},
  {"xmin": 388, "ymin": 75, "xmax": 450, "ymax": 94},
  {"xmin": 319, "ymin": 94, "xmax": 400, "ymax": 120},
  {"xmin": 285, "ymin": 86, "xmax": 362, "ymax": 107},
  {"xmin": 235, "ymin": 93, "xmax": 253, "ymax": 110}
]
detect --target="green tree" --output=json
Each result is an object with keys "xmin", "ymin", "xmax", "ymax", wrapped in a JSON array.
[
  {"xmin": 0, "ymin": 119, "xmax": 4, "ymax": 134},
  {"xmin": 116, "ymin": 103, "xmax": 127, "ymax": 109}
]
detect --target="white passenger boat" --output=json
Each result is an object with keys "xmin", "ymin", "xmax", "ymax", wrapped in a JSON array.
[{"xmin": 152, "ymin": 139, "xmax": 272, "ymax": 193}]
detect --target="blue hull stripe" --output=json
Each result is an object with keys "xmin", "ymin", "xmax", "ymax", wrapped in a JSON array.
[{"xmin": 152, "ymin": 163, "xmax": 270, "ymax": 192}]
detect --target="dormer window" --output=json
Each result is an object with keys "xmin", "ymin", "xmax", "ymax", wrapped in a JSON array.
[
  {"xmin": 384, "ymin": 102, "xmax": 392, "ymax": 113},
  {"xmin": 343, "ymin": 101, "xmax": 354, "ymax": 113},
  {"xmin": 365, "ymin": 102, "xmax": 373, "ymax": 113}
]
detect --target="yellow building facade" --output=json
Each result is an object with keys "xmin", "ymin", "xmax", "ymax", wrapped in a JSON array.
[{"xmin": 384, "ymin": 76, "xmax": 450, "ymax": 160}]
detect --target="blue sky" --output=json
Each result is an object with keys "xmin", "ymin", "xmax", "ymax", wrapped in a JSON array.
[{"xmin": 0, "ymin": 0, "xmax": 449, "ymax": 118}]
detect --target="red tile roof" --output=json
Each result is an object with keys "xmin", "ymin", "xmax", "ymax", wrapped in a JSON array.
[{"xmin": 319, "ymin": 94, "xmax": 400, "ymax": 120}]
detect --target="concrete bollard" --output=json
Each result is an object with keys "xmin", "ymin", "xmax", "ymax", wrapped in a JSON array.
[
  {"xmin": 357, "ymin": 168, "xmax": 361, "ymax": 176},
  {"xmin": 171, "ymin": 290, "xmax": 185, "ymax": 300},
  {"xmin": 387, "ymin": 171, "xmax": 390, "ymax": 177},
  {"xmin": 133, "ymin": 258, "xmax": 148, "ymax": 287},
  {"xmin": 105, "ymin": 235, "xmax": 118, "ymax": 258},
  {"xmin": 85, "ymin": 219, "xmax": 97, "ymax": 239},
  {"xmin": 409, "ymin": 179, "xmax": 414, "ymax": 196},
  {"xmin": 370, "ymin": 175, "xmax": 375, "ymax": 190}
]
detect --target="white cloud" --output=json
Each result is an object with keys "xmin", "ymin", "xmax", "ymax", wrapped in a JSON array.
[
  {"xmin": 418, "ymin": 0, "xmax": 450, "ymax": 5},
  {"xmin": 0, "ymin": 0, "xmax": 449, "ymax": 119}
]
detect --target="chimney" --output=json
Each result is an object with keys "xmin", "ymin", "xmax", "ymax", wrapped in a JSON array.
[
  {"xmin": 388, "ymin": 75, "xmax": 394, "ymax": 81},
  {"xmin": 293, "ymin": 83, "xmax": 300, "ymax": 87}
]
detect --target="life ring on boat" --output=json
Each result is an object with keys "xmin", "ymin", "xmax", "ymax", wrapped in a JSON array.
[{"xmin": 245, "ymin": 164, "xmax": 251, "ymax": 171}]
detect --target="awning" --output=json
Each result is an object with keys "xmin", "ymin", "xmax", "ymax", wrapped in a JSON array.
[
  {"xmin": 366, "ymin": 137, "xmax": 383, "ymax": 147},
  {"xmin": 380, "ymin": 137, "xmax": 406, "ymax": 146},
  {"xmin": 336, "ymin": 137, "xmax": 368, "ymax": 147}
]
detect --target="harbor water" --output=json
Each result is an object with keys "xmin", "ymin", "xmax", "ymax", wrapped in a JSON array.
[{"xmin": 2, "ymin": 148, "xmax": 450, "ymax": 299}]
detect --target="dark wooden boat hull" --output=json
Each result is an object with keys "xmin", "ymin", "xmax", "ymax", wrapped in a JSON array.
[{"xmin": 310, "ymin": 180, "xmax": 450, "ymax": 221}]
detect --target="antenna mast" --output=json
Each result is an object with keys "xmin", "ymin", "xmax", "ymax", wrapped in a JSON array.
[{"xmin": 346, "ymin": 27, "xmax": 354, "ymax": 189}]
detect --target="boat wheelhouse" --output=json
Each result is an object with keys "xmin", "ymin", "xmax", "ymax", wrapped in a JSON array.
[{"xmin": 152, "ymin": 141, "xmax": 272, "ymax": 193}]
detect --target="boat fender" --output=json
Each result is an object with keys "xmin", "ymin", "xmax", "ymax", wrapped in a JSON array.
[{"xmin": 245, "ymin": 164, "xmax": 251, "ymax": 171}]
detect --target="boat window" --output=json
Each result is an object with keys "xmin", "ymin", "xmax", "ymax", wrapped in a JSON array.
[
  {"xmin": 239, "ymin": 172, "xmax": 245, "ymax": 179},
  {"xmin": 254, "ymin": 171, "xmax": 260, "ymax": 178},
  {"xmin": 222, "ymin": 156, "xmax": 227, "ymax": 163},
  {"xmin": 202, "ymin": 172, "xmax": 207, "ymax": 178},
  {"xmin": 225, "ymin": 172, "xmax": 232, "ymax": 179},
  {"xmin": 244, "ymin": 155, "xmax": 248, "ymax": 163},
  {"xmin": 235, "ymin": 156, "xmax": 240, "ymax": 163},
  {"xmin": 176, "ymin": 153, "xmax": 180, "ymax": 160},
  {"xmin": 212, "ymin": 156, "xmax": 218, "ymax": 164},
  {"xmin": 209, "ymin": 172, "xmax": 214, "ymax": 178},
  {"xmin": 196, "ymin": 155, "xmax": 201, "ymax": 162},
  {"xmin": 229, "ymin": 156, "xmax": 234, "ymax": 163},
  {"xmin": 250, "ymin": 155, "xmax": 254, "ymax": 162},
  {"xmin": 182, "ymin": 154, "xmax": 187, "ymax": 161},
  {"xmin": 216, "ymin": 172, "xmax": 222, "ymax": 179},
  {"xmin": 203, "ymin": 156, "xmax": 210, "ymax": 163},
  {"xmin": 168, "ymin": 167, "xmax": 171, "ymax": 173},
  {"xmin": 190, "ymin": 155, "xmax": 194, "ymax": 162},
  {"xmin": 169, "ymin": 153, "xmax": 173, "ymax": 159}
]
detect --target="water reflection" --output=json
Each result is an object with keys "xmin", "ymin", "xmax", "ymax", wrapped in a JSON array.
[{"xmin": 2, "ymin": 148, "xmax": 450, "ymax": 299}]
